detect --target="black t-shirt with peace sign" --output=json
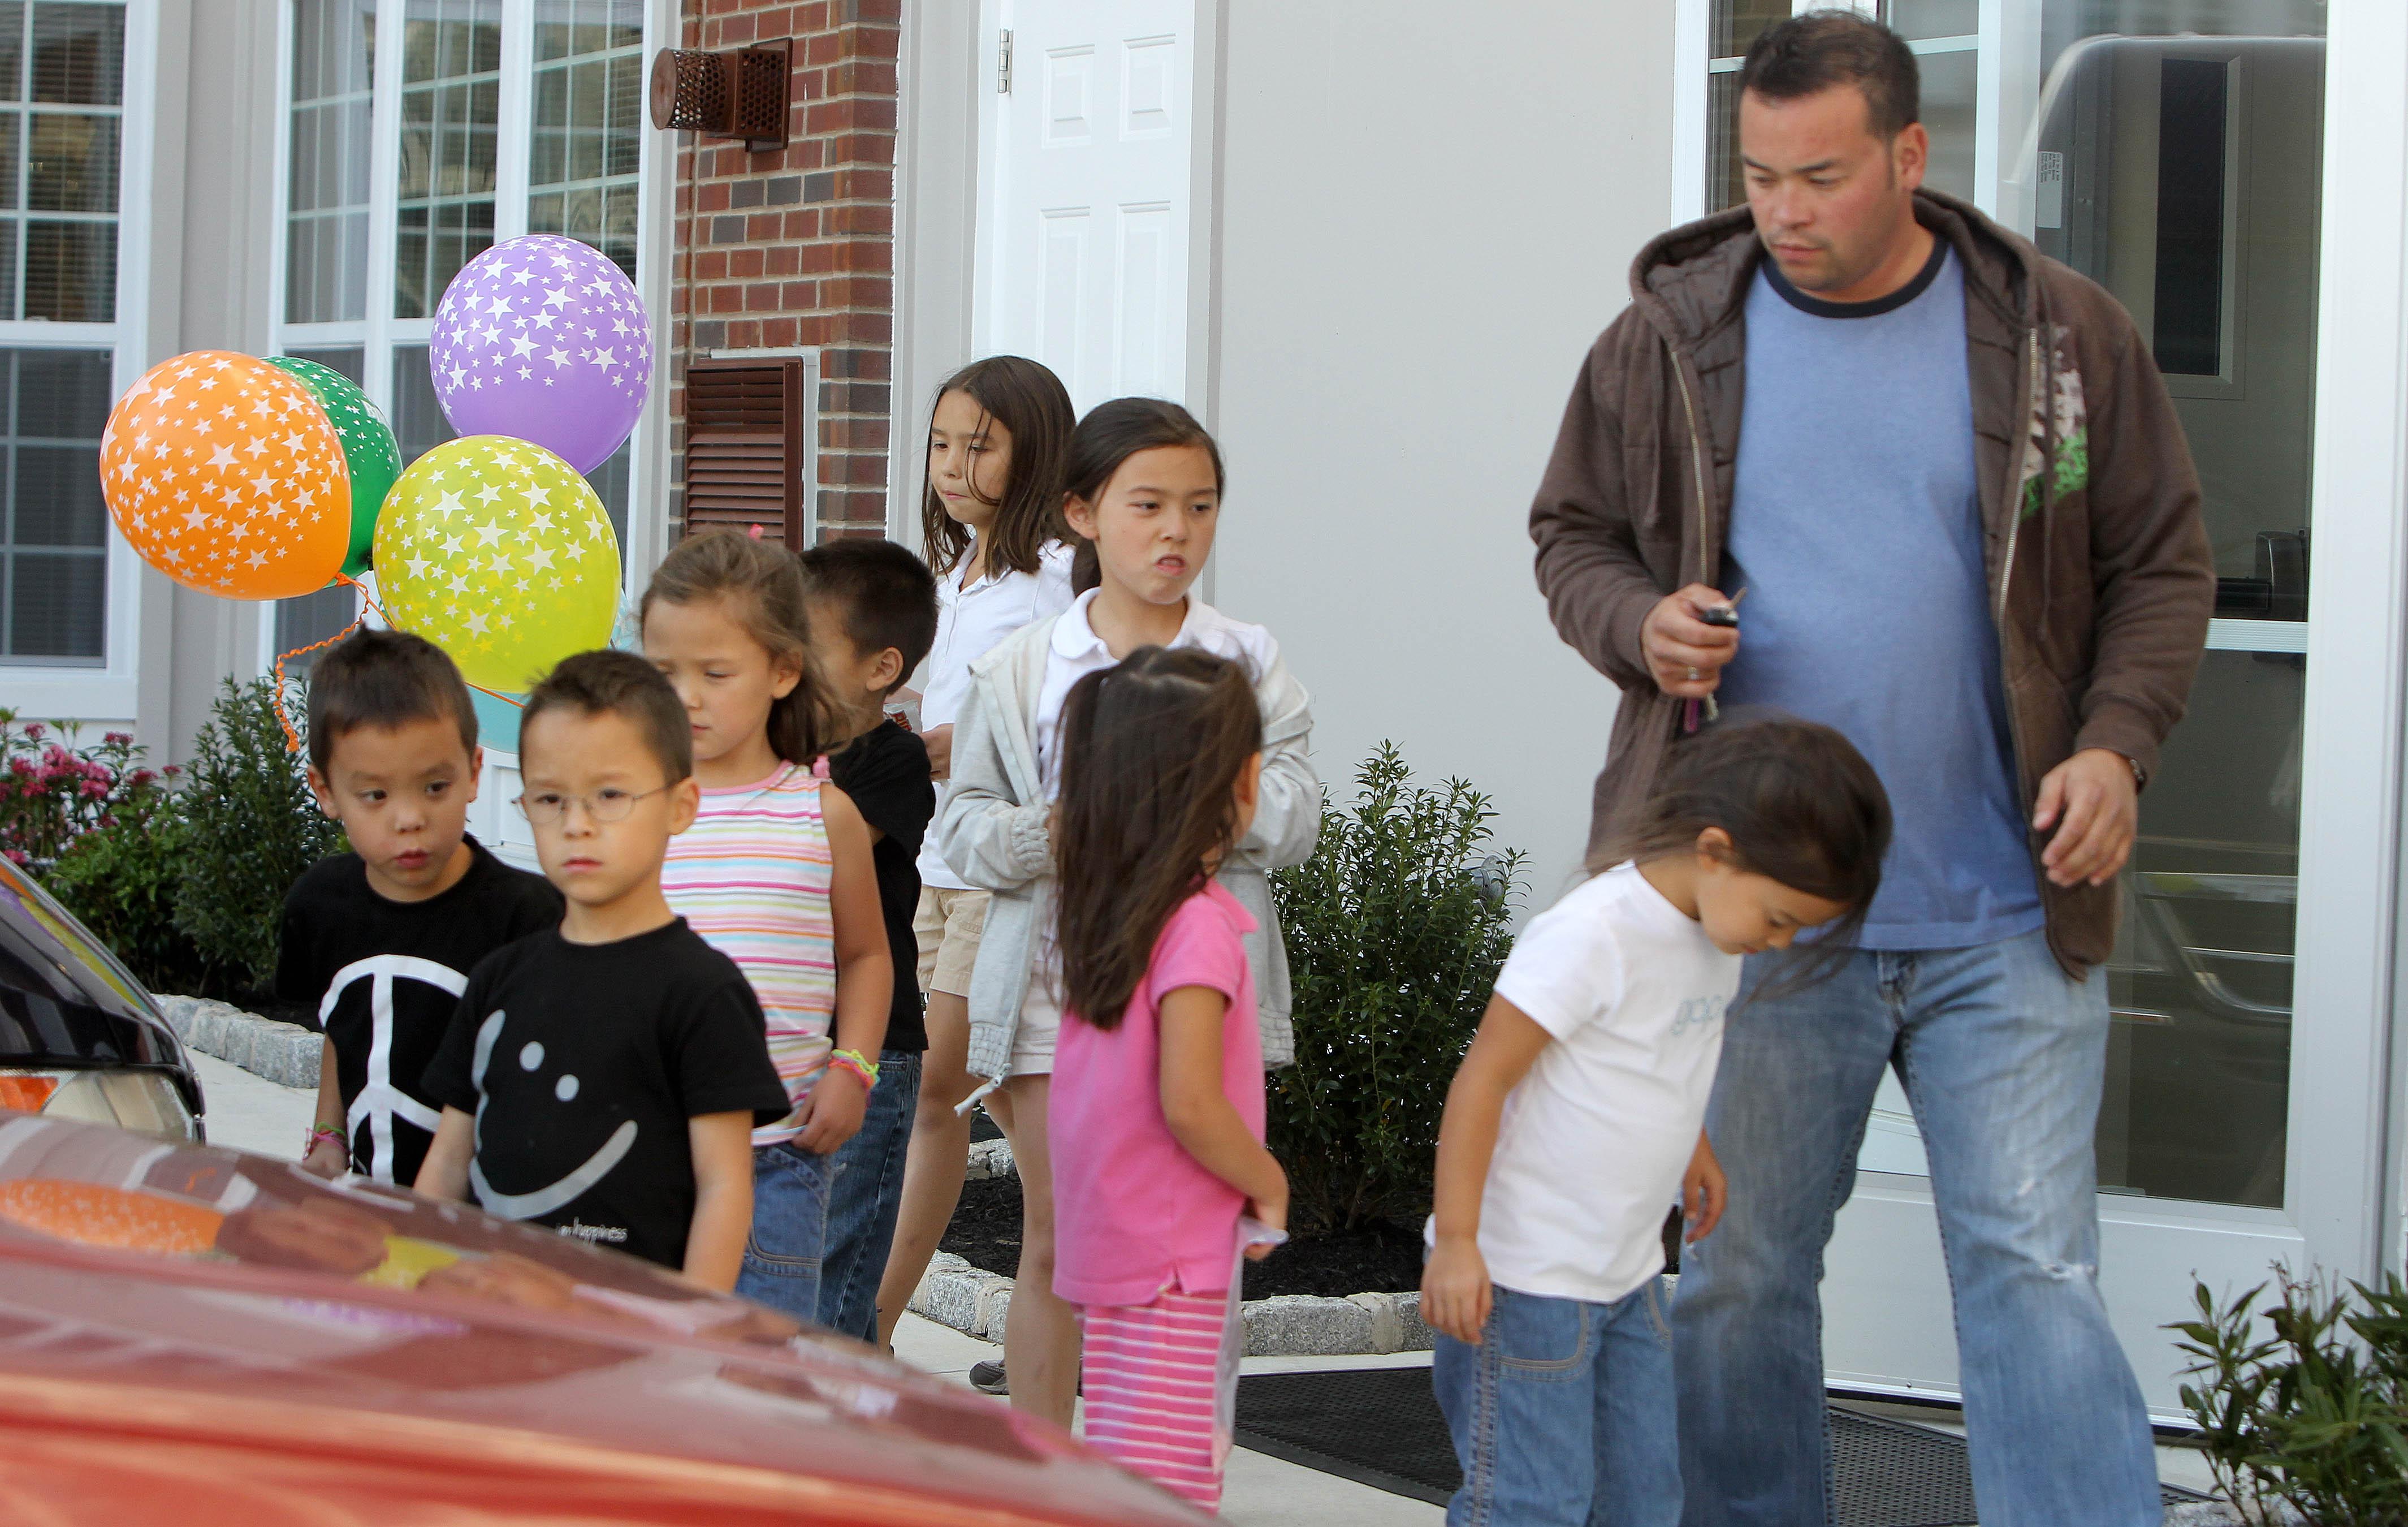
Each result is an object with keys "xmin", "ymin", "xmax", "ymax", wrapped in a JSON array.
[{"xmin": 276, "ymin": 837, "xmax": 562, "ymax": 1186}]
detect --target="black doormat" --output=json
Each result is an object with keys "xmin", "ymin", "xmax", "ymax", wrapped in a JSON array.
[{"xmin": 1232, "ymin": 1368, "xmax": 2208, "ymax": 1523}]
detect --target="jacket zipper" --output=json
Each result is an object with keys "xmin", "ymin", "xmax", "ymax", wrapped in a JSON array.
[
  {"xmin": 1668, "ymin": 340, "xmax": 1714, "ymax": 589},
  {"xmin": 1995, "ymin": 326, "xmax": 2039, "ymax": 816}
]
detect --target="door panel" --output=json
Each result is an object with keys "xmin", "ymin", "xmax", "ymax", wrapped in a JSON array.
[{"xmin": 978, "ymin": 0, "xmax": 1193, "ymax": 416}]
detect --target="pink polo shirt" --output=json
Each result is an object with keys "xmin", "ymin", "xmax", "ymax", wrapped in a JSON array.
[{"xmin": 1050, "ymin": 880, "xmax": 1264, "ymax": 1308}]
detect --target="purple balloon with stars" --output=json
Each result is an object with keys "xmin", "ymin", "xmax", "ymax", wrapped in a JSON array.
[{"xmin": 428, "ymin": 235, "xmax": 653, "ymax": 475}]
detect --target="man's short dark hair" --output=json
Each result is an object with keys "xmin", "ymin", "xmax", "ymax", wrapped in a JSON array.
[
  {"xmin": 1742, "ymin": 10, "xmax": 1920, "ymax": 141},
  {"xmin": 798, "ymin": 538, "xmax": 940, "ymax": 697},
  {"xmin": 520, "ymin": 649, "xmax": 693, "ymax": 784},
  {"xmin": 305, "ymin": 627, "xmax": 478, "ymax": 775}
]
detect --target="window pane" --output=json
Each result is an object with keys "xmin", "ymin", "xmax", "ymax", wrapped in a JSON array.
[
  {"xmin": 589, "ymin": 437, "xmax": 629, "ymax": 549},
  {"xmin": 10, "ymin": 550, "xmax": 101, "ymax": 658},
  {"xmin": 22, "ymin": 218, "xmax": 111, "ymax": 320},
  {"xmin": 14, "ymin": 445, "xmax": 101, "ymax": 545},
  {"xmin": 29, "ymin": 2, "xmax": 121, "ymax": 106},
  {"xmin": 0, "ymin": 4, "xmax": 23, "ymax": 103},
  {"xmin": 529, "ymin": 0, "xmax": 643, "ymax": 283},
  {"xmin": 1711, "ymin": 0, "xmax": 1789, "ymax": 61},
  {"xmin": 286, "ymin": 1, "xmax": 374, "ymax": 325},
  {"xmin": 0, "ymin": 112, "xmax": 18, "ymax": 209},
  {"xmin": 390, "ymin": 343, "xmax": 456, "ymax": 464},
  {"xmin": 1886, "ymin": 0, "xmax": 1980, "ymax": 40},
  {"xmin": 26, "ymin": 111, "xmax": 115, "ymax": 212},
  {"xmin": 288, "ymin": 346, "xmax": 365, "ymax": 387},
  {"xmin": 0, "ymin": 348, "xmax": 111, "ymax": 664},
  {"xmin": 395, "ymin": 0, "xmax": 501, "ymax": 320},
  {"xmin": 1707, "ymin": 70, "xmax": 1744, "ymax": 213},
  {"xmin": 1920, "ymin": 47, "xmax": 1978, "ymax": 201},
  {"xmin": 273, "ymin": 580, "xmax": 357, "ymax": 675}
]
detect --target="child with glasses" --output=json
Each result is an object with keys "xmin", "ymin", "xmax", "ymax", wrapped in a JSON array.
[{"xmin": 416, "ymin": 650, "xmax": 793, "ymax": 1288}]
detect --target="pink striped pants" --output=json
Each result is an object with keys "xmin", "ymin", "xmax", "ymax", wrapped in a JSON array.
[{"xmin": 1078, "ymin": 1287, "xmax": 1239, "ymax": 1511}]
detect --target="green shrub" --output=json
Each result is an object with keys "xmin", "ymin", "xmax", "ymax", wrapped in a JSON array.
[
  {"xmin": 2174, "ymin": 1270, "xmax": 2408, "ymax": 1525},
  {"xmin": 1270, "ymin": 743, "xmax": 1523, "ymax": 1235},
  {"xmin": 45, "ymin": 783, "xmax": 214, "ymax": 997},
  {"xmin": 172, "ymin": 678, "xmax": 345, "ymax": 994}
]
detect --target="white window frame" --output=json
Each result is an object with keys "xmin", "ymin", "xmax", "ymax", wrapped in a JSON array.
[
  {"xmin": 261, "ymin": 0, "xmax": 676, "ymax": 676},
  {"xmin": 0, "ymin": 0, "xmax": 155, "ymax": 723}
]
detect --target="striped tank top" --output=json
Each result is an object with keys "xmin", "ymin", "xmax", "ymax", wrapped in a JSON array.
[{"xmin": 660, "ymin": 761, "xmax": 836, "ymax": 1148}]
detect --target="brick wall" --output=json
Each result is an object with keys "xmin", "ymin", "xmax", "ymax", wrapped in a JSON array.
[{"xmin": 669, "ymin": 0, "xmax": 900, "ymax": 542}]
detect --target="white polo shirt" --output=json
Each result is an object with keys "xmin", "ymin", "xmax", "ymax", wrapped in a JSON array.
[
  {"xmin": 917, "ymin": 539, "xmax": 1076, "ymax": 891},
  {"xmin": 1032, "ymin": 589, "xmax": 1281, "ymax": 798}
]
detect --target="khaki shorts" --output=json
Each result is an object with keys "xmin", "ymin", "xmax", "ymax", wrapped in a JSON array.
[{"xmin": 914, "ymin": 886, "xmax": 990, "ymax": 999}]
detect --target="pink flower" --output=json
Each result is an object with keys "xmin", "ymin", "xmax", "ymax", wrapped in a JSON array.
[
  {"xmin": 2, "ymin": 849, "xmax": 25, "ymax": 867},
  {"xmin": 7, "ymin": 758, "xmax": 32, "ymax": 778},
  {"xmin": 102, "ymin": 731, "xmax": 130, "ymax": 746},
  {"xmin": 79, "ymin": 780, "xmax": 105, "ymax": 799},
  {"xmin": 162, "ymin": 765, "xmax": 182, "ymax": 779},
  {"xmin": 21, "ymin": 723, "xmax": 43, "ymax": 741},
  {"xmin": 128, "ymin": 769, "xmax": 155, "ymax": 790}
]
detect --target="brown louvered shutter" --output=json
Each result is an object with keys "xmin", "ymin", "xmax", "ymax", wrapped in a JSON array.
[{"xmin": 683, "ymin": 356, "xmax": 810, "ymax": 545}]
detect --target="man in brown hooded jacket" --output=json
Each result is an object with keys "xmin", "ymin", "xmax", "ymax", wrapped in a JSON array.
[{"xmin": 1531, "ymin": 15, "xmax": 2211, "ymax": 1526}]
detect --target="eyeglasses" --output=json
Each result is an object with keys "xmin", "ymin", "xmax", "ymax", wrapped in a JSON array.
[{"xmin": 513, "ymin": 784, "xmax": 672, "ymax": 826}]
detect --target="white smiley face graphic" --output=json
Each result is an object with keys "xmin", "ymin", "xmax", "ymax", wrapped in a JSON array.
[{"xmin": 464, "ymin": 1008, "xmax": 637, "ymax": 1222}]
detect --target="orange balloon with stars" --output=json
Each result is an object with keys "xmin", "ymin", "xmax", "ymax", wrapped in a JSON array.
[{"xmin": 97, "ymin": 351, "xmax": 352, "ymax": 600}]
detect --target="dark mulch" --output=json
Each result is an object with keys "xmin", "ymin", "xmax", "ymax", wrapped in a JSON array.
[
  {"xmin": 939, "ymin": 1175, "xmax": 1426, "ymax": 1299},
  {"xmin": 238, "ymin": 995, "xmax": 320, "ymax": 1029}
]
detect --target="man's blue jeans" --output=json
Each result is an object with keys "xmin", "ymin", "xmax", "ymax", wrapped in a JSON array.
[
  {"xmin": 735, "ymin": 1138, "xmax": 833, "ymax": 1323},
  {"xmin": 1672, "ymin": 928, "xmax": 2160, "ymax": 1527},
  {"xmin": 1433, "ymin": 1280, "xmax": 1682, "ymax": 1527},
  {"xmin": 816, "ymin": 1049, "xmax": 921, "ymax": 1340}
]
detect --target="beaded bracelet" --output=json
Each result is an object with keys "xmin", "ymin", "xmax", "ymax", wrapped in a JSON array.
[
  {"xmin": 828, "ymin": 1049, "xmax": 881, "ymax": 1089},
  {"xmin": 304, "ymin": 1123, "xmax": 348, "ymax": 1157}
]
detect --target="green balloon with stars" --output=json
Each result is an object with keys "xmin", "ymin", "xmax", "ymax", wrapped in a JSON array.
[
  {"xmin": 269, "ymin": 355, "xmax": 401, "ymax": 579},
  {"xmin": 373, "ymin": 435, "xmax": 622, "ymax": 693}
]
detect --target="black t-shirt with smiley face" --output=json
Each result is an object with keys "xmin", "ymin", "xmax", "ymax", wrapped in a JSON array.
[{"xmin": 422, "ymin": 918, "xmax": 791, "ymax": 1272}]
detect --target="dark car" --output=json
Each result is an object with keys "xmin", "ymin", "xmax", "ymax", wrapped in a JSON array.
[
  {"xmin": 0, "ymin": 854, "xmax": 204, "ymax": 1140},
  {"xmin": 0, "ymin": 1110, "xmax": 1202, "ymax": 1525}
]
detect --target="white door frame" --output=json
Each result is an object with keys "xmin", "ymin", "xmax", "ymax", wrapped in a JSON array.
[{"xmin": 1670, "ymin": 0, "xmax": 2403, "ymax": 1409}]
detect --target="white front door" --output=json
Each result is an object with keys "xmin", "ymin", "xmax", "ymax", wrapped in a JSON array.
[
  {"xmin": 1817, "ymin": 6, "xmax": 2372, "ymax": 1421},
  {"xmin": 974, "ymin": 0, "xmax": 1194, "ymax": 416}
]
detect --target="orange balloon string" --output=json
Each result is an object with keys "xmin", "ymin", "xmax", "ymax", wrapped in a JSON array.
[{"xmin": 269, "ymin": 573, "xmax": 526, "ymax": 756}]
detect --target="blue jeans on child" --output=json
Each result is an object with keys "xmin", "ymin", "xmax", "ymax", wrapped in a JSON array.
[
  {"xmin": 1671, "ymin": 929, "xmax": 2160, "ymax": 1527},
  {"xmin": 1432, "ymin": 1280, "xmax": 1681, "ymax": 1527},
  {"xmin": 736, "ymin": 1138, "xmax": 835, "ymax": 1323},
  {"xmin": 815, "ymin": 1048, "xmax": 921, "ymax": 1339}
]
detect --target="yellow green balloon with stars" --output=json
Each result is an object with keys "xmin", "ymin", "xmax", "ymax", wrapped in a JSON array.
[
  {"xmin": 373, "ymin": 435, "xmax": 621, "ymax": 693},
  {"xmin": 267, "ymin": 355, "xmax": 400, "ymax": 579}
]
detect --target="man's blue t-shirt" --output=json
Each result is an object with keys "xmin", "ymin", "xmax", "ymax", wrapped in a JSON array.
[{"xmin": 1715, "ymin": 241, "xmax": 2043, "ymax": 950}]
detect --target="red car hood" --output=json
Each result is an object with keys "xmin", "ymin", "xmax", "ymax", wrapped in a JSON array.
[{"xmin": 0, "ymin": 1112, "xmax": 1202, "ymax": 1525}]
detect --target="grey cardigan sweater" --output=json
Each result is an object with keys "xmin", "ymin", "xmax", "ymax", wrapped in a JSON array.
[{"xmin": 936, "ymin": 613, "xmax": 1321, "ymax": 1090}]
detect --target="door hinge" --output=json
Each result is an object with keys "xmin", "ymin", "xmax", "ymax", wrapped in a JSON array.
[{"xmin": 997, "ymin": 28, "xmax": 1013, "ymax": 94}]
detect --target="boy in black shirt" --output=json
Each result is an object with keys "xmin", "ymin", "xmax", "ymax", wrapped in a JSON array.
[
  {"xmin": 280, "ymin": 629, "xmax": 562, "ymax": 1186},
  {"xmin": 798, "ymin": 538, "xmax": 939, "ymax": 1339},
  {"xmin": 417, "ymin": 651, "xmax": 789, "ymax": 1286}
]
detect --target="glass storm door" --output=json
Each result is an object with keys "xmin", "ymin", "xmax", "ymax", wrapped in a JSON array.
[{"xmin": 1817, "ymin": 1, "xmax": 2345, "ymax": 1418}]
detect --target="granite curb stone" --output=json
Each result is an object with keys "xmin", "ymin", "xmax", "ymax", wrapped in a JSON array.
[{"xmin": 154, "ymin": 995, "xmax": 320, "ymax": 1090}]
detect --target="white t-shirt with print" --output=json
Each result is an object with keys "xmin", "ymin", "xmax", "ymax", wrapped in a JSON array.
[
  {"xmin": 1432, "ymin": 862, "xmax": 1740, "ymax": 1306},
  {"xmin": 917, "ymin": 539, "xmax": 1077, "ymax": 891}
]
